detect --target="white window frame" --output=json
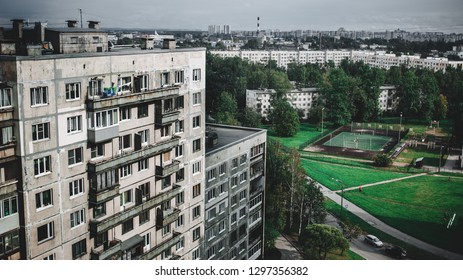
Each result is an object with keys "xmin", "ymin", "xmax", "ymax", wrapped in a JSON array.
[
  {"xmin": 34, "ymin": 155, "xmax": 51, "ymax": 176},
  {"xmin": 36, "ymin": 189, "xmax": 53, "ymax": 210},
  {"xmin": 192, "ymin": 161, "xmax": 201, "ymax": 174},
  {"xmin": 69, "ymin": 178, "xmax": 84, "ymax": 198},
  {"xmin": 120, "ymin": 164, "xmax": 132, "ymax": 178},
  {"xmin": 192, "ymin": 68, "xmax": 201, "ymax": 81},
  {"xmin": 192, "ymin": 115, "xmax": 200, "ymax": 128},
  {"xmin": 37, "ymin": 222, "xmax": 54, "ymax": 243},
  {"xmin": 192, "ymin": 92, "xmax": 201, "ymax": 105},
  {"xmin": 30, "ymin": 86, "xmax": 48, "ymax": 106},
  {"xmin": 67, "ymin": 116, "xmax": 82, "ymax": 134},
  {"xmin": 0, "ymin": 88, "xmax": 12, "ymax": 108},
  {"xmin": 65, "ymin": 83, "xmax": 81, "ymax": 100},
  {"xmin": 138, "ymin": 158, "xmax": 149, "ymax": 171},
  {"xmin": 32, "ymin": 122, "xmax": 50, "ymax": 142},
  {"xmin": 70, "ymin": 209, "xmax": 85, "ymax": 228},
  {"xmin": 68, "ymin": 147, "xmax": 83, "ymax": 166}
]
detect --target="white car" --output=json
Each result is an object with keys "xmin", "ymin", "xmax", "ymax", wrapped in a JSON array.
[{"xmin": 364, "ymin": 234, "xmax": 383, "ymax": 247}]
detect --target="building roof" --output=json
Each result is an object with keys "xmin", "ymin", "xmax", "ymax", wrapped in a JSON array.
[
  {"xmin": 46, "ymin": 28, "xmax": 106, "ymax": 34},
  {"xmin": 205, "ymin": 124, "xmax": 266, "ymax": 155}
]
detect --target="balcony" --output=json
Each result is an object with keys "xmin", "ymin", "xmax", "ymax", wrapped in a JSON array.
[
  {"xmin": 0, "ymin": 107, "xmax": 14, "ymax": 122},
  {"xmin": 91, "ymin": 235, "xmax": 144, "ymax": 260},
  {"xmin": 86, "ymin": 85, "xmax": 180, "ymax": 111},
  {"xmin": 0, "ymin": 141, "xmax": 16, "ymax": 160},
  {"xmin": 155, "ymin": 110, "xmax": 180, "ymax": 126},
  {"xmin": 88, "ymin": 125, "xmax": 119, "ymax": 144},
  {"xmin": 156, "ymin": 208, "xmax": 181, "ymax": 229},
  {"xmin": 0, "ymin": 179, "xmax": 18, "ymax": 197},
  {"xmin": 90, "ymin": 185, "xmax": 182, "ymax": 235},
  {"xmin": 89, "ymin": 184, "xmax": 120, "ymax": 205},
  {"xmin": 137, "ymin": 231, "xmax": 182, "ymax": 260},
  {"xmin": 155, "ymin": 160, "xmax": 180, "ymax": 178},
  {"xmin": 88, "ymin": 136, "xmax": 179, "ymax": 174}
]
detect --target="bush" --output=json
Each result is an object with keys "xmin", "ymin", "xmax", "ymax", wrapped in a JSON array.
[{"xmin": 373, "ymin": 154, "xmax": 392, "ymax": 167}]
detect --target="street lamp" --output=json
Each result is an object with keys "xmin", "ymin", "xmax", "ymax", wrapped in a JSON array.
[
  {"xmin": 439, "ymin": 145, "xmax": 444, "ymax": 172},
  {"xmin": 332, "ymin": 178, "xmax": 344, "ymax": 220},
  {"xmin": 321, "ymin": 107, "xmax": 325, "ymax": 134},
  {"xmin": 398, "ymin": 112, "xmax": 403, "ymax": 145}
]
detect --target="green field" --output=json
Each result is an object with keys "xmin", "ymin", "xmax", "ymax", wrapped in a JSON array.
[
  {"xmin": 301, "ymin": 158, "xmax": 410, "ymax": 190},
  {"xmin": 323, "ymin": 131, "xmax": 392, "ymax": 151},
  {"xmin": 395, "ymin": 145, "xmax": 446, "ymax": 167},
  {"xmin": 266, "ymin": 123, "xmax": 324, "ymax": 149},
  {"xmin": 342, "ymin": 175, "xmax": 463, "ymax": 254}
]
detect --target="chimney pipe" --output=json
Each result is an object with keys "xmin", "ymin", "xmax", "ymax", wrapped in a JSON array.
[{"xmin": 11, "ymin": 19, "xmax": 24, "ymax": 39}]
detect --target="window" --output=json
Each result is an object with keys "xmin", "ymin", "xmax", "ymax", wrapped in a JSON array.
[
  {"xmin": 36, "ymin": 189, "xmax": 53, "ymax": 209},
  {"xmin": 135, "ymin": 74, "xmax": 149, "ymax": 92},
  {"xmin": 138, "ymin": 158, "xmax": 149, "ymax": 171},
  {"xmin": 176, "ymin": 191, "xmax": 184, "ymax": 205},
  {"xmin": 193, "ymin": 138, "xmax": 201, "ymax": 152},
  {"xmin": 192, "ymin": 92, "xmax": 201, "ymax": 105},
  {"xmin": 66, "ymin": 83, "xmax": 81, "ymax": 100},
  {"xmin": 192, "ymin": 205, "xmax": 201, "ymax": 219},
  {"xmin": 192, "ymin": 227, "xmax": 201, "ymax": 241},
  {"xmin": 239, "ymin": 189, "xmax": 247, "ymax": 201},
  {"xmin": 207, "ymin": 168, "xmax": 216, "ymax": 181},
  {"xmin": 176, "ymin": 214, "xmax": 184, "ymax": 228},
  {"xmin": 137, "ymin": 104, "xmax": 148, "ymax": 118},
  {"xmin": 175, "ymin": 70, "xmax": 184, "ymax": 84},
  {"xmin": 240, "ymin": 172, "xmax": 247, "ymax": 183},
  {"xmin": 0, "ymin": 196, "xmax": 18, "ymax": 218},
  {"xmin": 70, "ymin": 209, "xmax": 85, "ymax": 228},
  {"xmin": 161, "ymin": 125, "xmax": 172, "ymax": 138},
  {"xmin": 37, "ymin": 222, "xmax": 54, "ymax": 243},
  {"xmin": 176, "ymin": 236, "xmax": 184, "ymax": 250},
  {"xmin": 219, "ymin": 183, "xmax": 227, "ymax": 195},
  {"xmin": 207, "ymin": 208, "xmax": 216, "ymax": 221},
  {"xmin": 192, "ymin": 247, "xmax": 200, "ymax": 259},
  {"xmin": 93, "ymin": 203, "xmax": 106, "ymax": 218},
  {"xmin": 240, "ymin": 154, "xmax": 247, "ymax": 165},
  {"xmin": 89, "ymin": 109, "xmax": 118, "ymax": 129},
  {"xmin": 231, "ymin": 194, "xmax": 238, "ymax": 206},
  {"xmin": 192, "ymin": 115, "xmax": 200, "ymax": 128},
  {"xmin": 90, "ymin": 170, "xmax": 117, "ymax": 191},
  {"xmin": 43, "ymin": 254, "xmax": 55, "ymax": 260},
  {"xmin": 231, "ymin": 213, "xmax": 237, "ymax": 224},
  {"xmin": 162, "ymin": 176, "xmax": 172, "ymax": 189},
  {"xmin": 239, "ymin": 207, "xmax": 246, "ymax": 219},
  {"xmin": 206, "ymin": 245, "xmax": 216, "ymax": 259},
  {"xmin": 30, "ymin": 86, "xmax": 48, "ymax": 106},
  {"xmin": 175, "ymin": 144, "xmax": 183, "ymax": 157},
  {"xmin": 122, "ymin": 219, "xmax": 134, "ymax": 234},
  {"xmin": 32, "ymin": 122, "xmax": 50, "ymax": 141},
  {"xmin": 192, "ymin": 68, "xmax": 201, "ymax": 81},
  {"xmin": 68, "ymin": 147, "xmax": 83, "ymax": 166},
  {"xmin": 139, "ymin": 211, "xmax": 150, "ymax": 225},
  {"xmin": 34, "ymin": 156, "xmax": 51, "ymax": 176},
  {"xmin": 67, "ymin": 178, "xmax": 84, "ymax": 198},
  {"xmin": 138, "ymin": 182, "xmax": 150, "ymax": 201},
  {"xmin": 218, "ymin": 239, "xmax": 225, "ymax": 252},
  {"xmin": 67, "ymin": 116, "xmax": 82, "ymax": 133},
  {"xmin": 193, "ymin": 183, "xmax": 201, "ymax": 198},
  {"xmin": 232, "ymin": 158, "xmax": 238, "ymax": 168},
  {"xmin": 119, "ymin": 106, "xmax": 131, "ymax": 121},
  {"xmin": 120, "ymin": 189, "xmax": 133, "ymax": 207},
  {"xmin": 192, "ymin": 161, "xmax": 201, "ymax": 174},
  {"xmin": 219, "ymin": 163, "xmax": 227, "ymax": 175},
  {"xmin": 138, "ymin": 129, "xmax": 149, "ymax": 145},
  {"xmin": 90, "ymin": 144, "xmax": 104, "ymax": 159},
  {"xmin": 231, "ymin": 176, "xmax": 238, "ymax": 188},
  {"xmin": 206, "ymin": 188, "xmax": 216, "ymax": 202},
  {"xmin": 117, "ymin": 76, "xmax": 131, "ymax": 93},
  {"xmin": 119, "ymin": 134, "xmax": 132, "ymax": 151},
  {"xmin": 176, "ymin": 168, "xmax": 184, "ymax": 182},
  {"xmin": 72, "ymin": 239, "xmax": 86, "ymax": 259},
  {"xmin": 250, "ymin": 194, "xmax": 263, "ymax": 210},
  {"xmin": 161, "ymin": 72, "xmax": 170, "ymax": 86},
  {"xmin": 176, "ymin": 96, "xmax": 184, "ymax": 109},
  {"xmin": 175, "ymin": 120, "xmax": 184, "ymax": 133},
  {"xmin": 218, "ymin": 220, "xmax": 225, "ymax": 233},
  {"xmin": 162, "ymin": 224, "xmax": 171, "ymax": 236},
  {"xmin": 0, "ymin": 88, "xmax": 12, "ymax": 108},
  {"xmin": 206, "ymin": 228, "xmax": 215, "ymax": 241},
  {"xmin": 89, "ymin": 79, "xmax": 103, "ymax": 97},
  {"xmin": 219, "ymin": 202, "xmax": 226, "ymax": 214},
  {"xmin": 0, "ymin": 126, "xmax": 13, "ymax": 145}
]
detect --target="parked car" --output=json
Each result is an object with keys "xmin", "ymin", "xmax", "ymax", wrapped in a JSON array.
[
  {"xmin": 385, "ymin": 245, "xmax": 407, "ymax": 259},
  {"xmin": 364, "ymin": 234, "xmax": 383, "ymax": 247}
]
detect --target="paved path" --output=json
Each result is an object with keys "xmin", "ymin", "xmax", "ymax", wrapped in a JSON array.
[
  {"xmin": 274, "ymin": 234, "xmax": 303, "ymax": 260},
  {"xmin": 319, "ymin": 183, "xmax": 463, "ymax": 260},
  {"xmin": 340, "ymin": 173, "xmax": 427, "ymax": 192}
]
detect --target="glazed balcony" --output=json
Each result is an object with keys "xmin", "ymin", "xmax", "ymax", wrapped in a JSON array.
[
  {"xmin": 155, "ymin": 160, "xmax": 180, "ymax": 178},
  {"xmin": 90, "ymin": 185, "xmax": 182, "ymax": 235},
  {"xmin": 88, "ymin": 136, "xmax": 179, "ymax": 174},
  {"xmin": 137, "ymin": 231, "xmax": 182, "ymax": 260},
  {"xmin": 86, "ymin": 85, "xmax": 180, "ymax": 111}
]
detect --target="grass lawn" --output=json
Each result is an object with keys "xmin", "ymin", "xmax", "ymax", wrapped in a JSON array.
[
  {"xmin": 266, "ymin": 123, "xmax": 324, "ymax": 149},
  {"xmin": 395, "ymin": 145, "xmax": 446, "ymax": 167},
  {"xmin": 324, "ymin": 199, "xmax": 442, "ymax": 259},
  {"xmin": 326, "ymin": 249, "xmax": 364, "ymax": 260},
  {"xmin": 301, "ymin": 158, "xmax": 410, "ymax": 190},
  {"xmin": 342, "ymin": 175, "xmax": 463, "ymax": 254}
]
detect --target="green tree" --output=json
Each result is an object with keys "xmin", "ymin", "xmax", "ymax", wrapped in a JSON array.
[
  {"xmin": 373, "ymin": 154, "xmax": 392, "ymax": 167},
  {"xmin": 214, "ymin": 91, "xmax": 240, "ymax": 125},
  {"xmin": 320, "ymin": 68, "xmax": 352, "ymax": 126},
  {"xmin": 397, "ymin": 69, "xmax": 420, "ymax": 118},
  {"xmin": 238, "ymin": 107, "xmax": 262, "ymax": 128},
  {"xmin": 433, "ymin": 94, "xmax": 448, "ymax": 121},
  {"xmin": 298, "ymin": 224, "xmax": 349, "ymax": 259},
  {"xmin": 268, "ymin": 99, "xmax": 300, "ymax": 137},
  {"xmin": 296, "ymin": 180, "xmax": 326, "ymax": 235},
  {"xmin": 419, "ymin": 70, "xmax": 440, "ymax": 123}
]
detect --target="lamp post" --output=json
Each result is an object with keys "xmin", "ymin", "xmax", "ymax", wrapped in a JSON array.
[
  {"xmin": 398, "ymin": 112, "xmax": 403, "ymax": 145},
  {"xmin": 333, "ymin": 178, "xmax": 344, "ymax": 220},
  {"xmin": 439, "ymin": 145, "xmax": 444, "ymax": 172},
  {"xmin": 321, "ymin": 107, "xmax": 325, "ymax": 134}
]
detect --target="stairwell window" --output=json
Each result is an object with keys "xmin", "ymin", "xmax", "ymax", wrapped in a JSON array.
[{"xmin": 65, "ymin": 83, "xmax": 81, "ymax": 100}]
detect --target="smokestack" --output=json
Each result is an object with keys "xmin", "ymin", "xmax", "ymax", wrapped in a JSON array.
[
  {"xmin": 66, "ymin": 20, "xmax": 78, "ymax": 28},
  {"xmin": 257, "ymin": 16, "xmax": 260, "ymax": 35}
]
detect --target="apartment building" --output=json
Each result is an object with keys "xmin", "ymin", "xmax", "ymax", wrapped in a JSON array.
[
  {"xmin": 204, "ymin": 124, "xmax": 266, "ymax": 260},
  {"xmin": 246, "ymin": 85, "xmax": 397, "ymax": 120},
  {"xmin": 0, "ymin": 22, "xmax": 206, "ymax": 260}
]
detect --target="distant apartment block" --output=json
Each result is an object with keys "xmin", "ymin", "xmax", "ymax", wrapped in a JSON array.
[
  {"xmin": 246, "ymin": 86, "xmax": 397, "ymax": 119},
  {"xmin": 204, "ymin": 124, "xmax": 266, "ymax": 260},
  {"xmin": 210, "ymin": 50, "xmax": 463, "ymax": 71}
]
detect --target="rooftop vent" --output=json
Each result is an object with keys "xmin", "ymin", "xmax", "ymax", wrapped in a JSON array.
[
  {"xmin": 206, "ymin": 129, "xmax": 218, "ymax": 148},
  {"xmin": 162, "ymin": 38, "xmax": 176, "ymax": 50},
  {"xmin": 88, "ymin": 21, "xmax": 100, "ymax": 30},
  {"xmin": 66, "ymin": 20, "xmax": 78, "ymax": 28}
]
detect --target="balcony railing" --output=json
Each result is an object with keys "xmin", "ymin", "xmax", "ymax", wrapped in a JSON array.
[
  {"xmin": 156, "ymin": 208, "xmax": 181, "ymax": 229},
  {"xmin": 91, "ymin": 235, "xmax": 144, "ymax": 260},
  {"xmin": 88, "ymin": 136, "xmax": 179, "ymax": 174},
  {"xmin": 89, "ymin": 184, "xmax": 120, "ymax": 205},
  {"xmin": 155, "ymin": 160, "xmax": 180, "ymax": 178},
  {"xmin": 137, "ymin": 231, "xmax": 182, "ymax": 260},
  {"xmin": 0, "ymin": 107, "xmax": 14, "ymax": 122},
  {"xmin": 155, "ymin": 110, "xmax": 180, "ymax": 126},
  {"xmin": 0, "ymin": 179, "xmax": 18, "ymax": 197},
  {"xmin": 90, "ymin": 185, "xmax": 182, "ymax": 235},
  {"xmin": 86, "ymin": 85, "xmax": 180, "ymax": 110}
]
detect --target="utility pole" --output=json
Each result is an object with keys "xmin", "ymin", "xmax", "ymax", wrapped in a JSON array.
[{"xmin": 398, "ymin": 112, "xmax": 403, "ymax": 144}]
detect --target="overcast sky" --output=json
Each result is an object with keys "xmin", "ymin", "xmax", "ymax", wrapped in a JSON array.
[{"xmin": 1, "ymin": 0, "xmax": 462, "ymax": 33}]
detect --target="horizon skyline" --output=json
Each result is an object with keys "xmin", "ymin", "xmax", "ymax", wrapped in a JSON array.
[{"xmin": 1, "ymin": 0, "xmax": 462, "ymax": 34}]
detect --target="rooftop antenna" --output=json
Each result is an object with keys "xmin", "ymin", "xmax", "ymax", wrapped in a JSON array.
[{"xmin": 79, "ymin": 9, "xmax": 83, "ymax": 28}]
